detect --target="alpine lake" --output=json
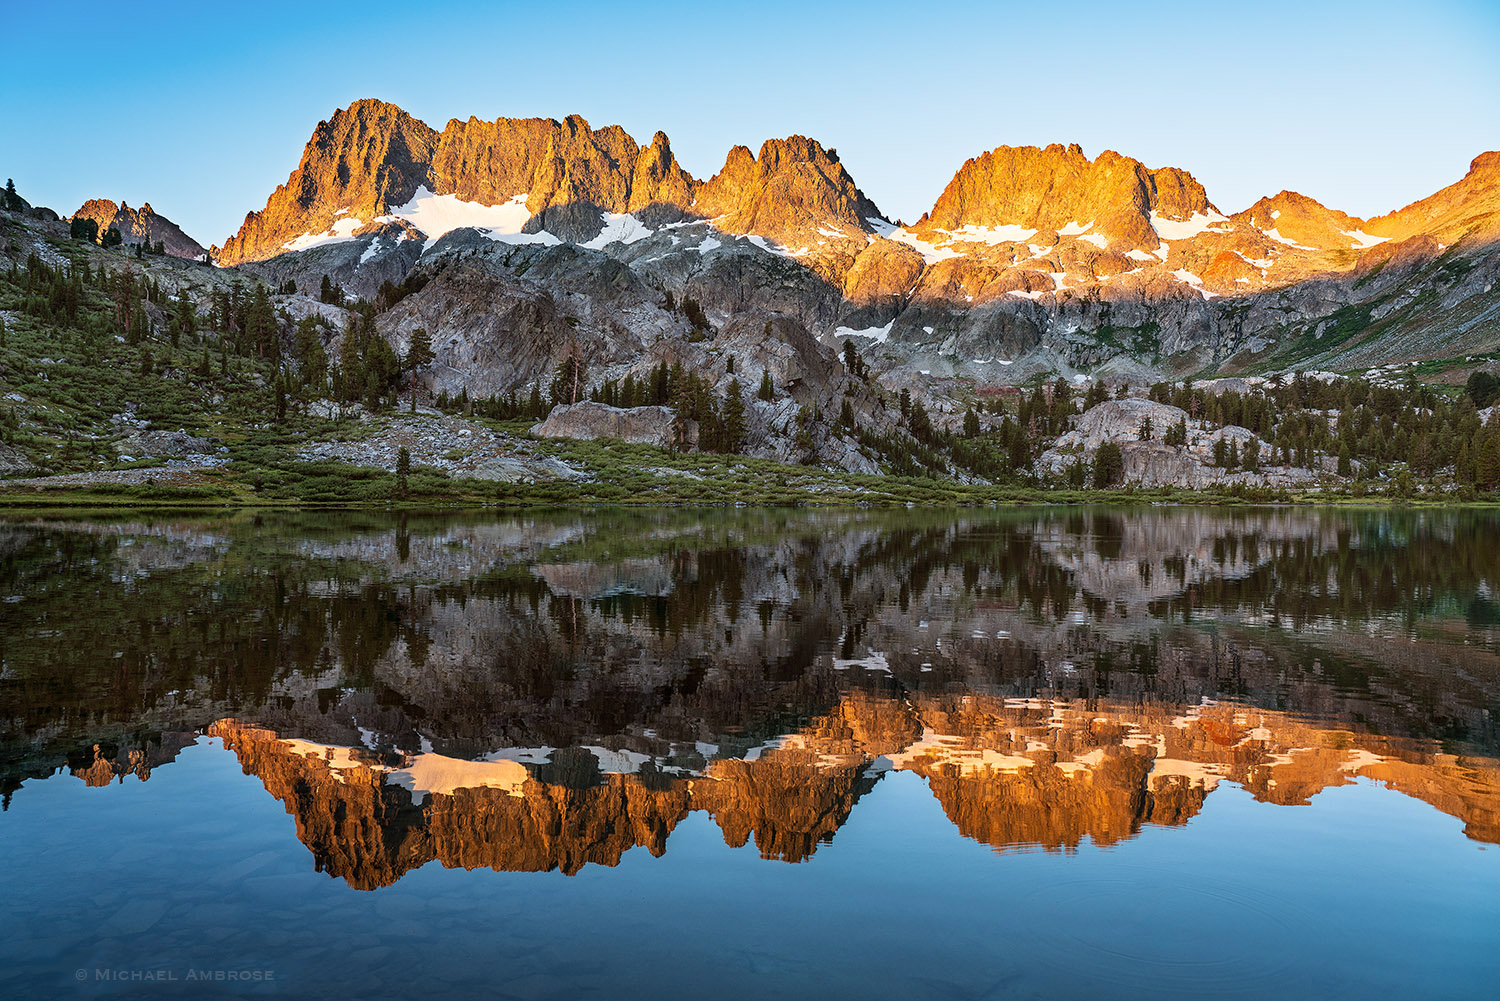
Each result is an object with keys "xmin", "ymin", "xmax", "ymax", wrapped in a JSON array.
[{"xmin": 2, "ymin": 507, "xmax": 1497, "ymax": 1000}]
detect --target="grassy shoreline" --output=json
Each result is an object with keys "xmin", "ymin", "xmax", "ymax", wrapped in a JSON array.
[{"xmin": 2, "ymin": 473, "xmax": 1494, "ymax": 512}]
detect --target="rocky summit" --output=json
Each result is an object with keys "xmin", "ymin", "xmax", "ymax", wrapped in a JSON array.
[{"xmin": 69, "ymin": 198, "xmax": 206, "ymax": 259}]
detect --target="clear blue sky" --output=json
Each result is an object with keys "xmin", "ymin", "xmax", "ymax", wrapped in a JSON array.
[{"xmin": 3, "ymin": 0, "xmax": 1496, "ymax": 246}]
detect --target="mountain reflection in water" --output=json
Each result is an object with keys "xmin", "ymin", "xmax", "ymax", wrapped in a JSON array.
[{"xmin": 4, "ymin": 508, "xmax": 1500, "ymax": 892}]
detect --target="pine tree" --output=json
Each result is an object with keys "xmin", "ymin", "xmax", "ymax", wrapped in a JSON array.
[
  {"xmin": 963, "ymin": 408, "xmax": 980, "ymax": 437},
  {"xmin": 396, "ymin": 446, "xmax": 410, "ymax": 499},
  {"xmin": 720, "ymin": 378, "xmax": 747, "ymax": 454},
  {"xmin": 757, "ymin": 370, "xmax": 774, "ymax": 402},
  {"xmin": 1478, "ymin": 424, "xmax": 1500, "ymax": 490},
  {"xmin": 1139, "ymin": 415, "xmax": 1153, "ymax": 440},
  {"xmin": 1009, "ymin": 426, "xmax": 1031, "ymax": 472},
  {"xmin": 293, "ymin": 316, "xmax": 328, "ymax": 396},
  {"xmin": 174, "ymin": 291, "xmax": 196, "ymax": 344},
  {"xmin": 405, "ymin": 328, "xmax": 434, "ymax": 413},
  {"xmin": 3, "ymin": 178, "xmax": 20, "ymax": 211},
  {"xmin": 909, "ymin": 398, "xmax": 933, "ymax": 444},
  {"xmin": 842, "ymin": 340, "xmax": 866, "ymax": 379},
  {"xmin": 246, "ymin": 284, "xmax": 277, "ymax": 360},
  {"xmin": 1243, "ymin": 438, "xmax": 1260, "ymax": 472},
  {"xmin": 550, "ymin": 344, "xmax": 588, "ymax": 406},
  {"xmin": 1093, "ymin": 441, "xmax": 1124, "ymax": 488},
  {"xmin": 338, "ymin": 318, "xmax": 363, "ymax": 402},
  {"xmin": 1456, "ymin": 440, "xmax": 1475, "ymax": 485}
]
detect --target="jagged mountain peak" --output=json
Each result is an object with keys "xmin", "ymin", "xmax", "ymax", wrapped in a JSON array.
[
  {"xmin": 1228, "ymin": 191, "xmax": 1382, "ymax": 253},
  {"xmin": 913, "ymin": 143, "xmax": 1216, "ymax": 251},
  {"xmin": 694, "ymin": 134, "xmax": 884, "ymax": 246},
  {"xmin": 221, "ymin": 100, "xmax": 889, "ymax": 265},
  {"xmin": 221, "ymin": 100, "xmax": 707, "ymax": 262},
  {"xmin": 69, "ymin": 197, "xmax": 206, "ymax": 259}
]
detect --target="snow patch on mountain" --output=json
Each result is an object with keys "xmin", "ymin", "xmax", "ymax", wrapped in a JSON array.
[
  {"xmin": 834, "ymin": 321, "xmax": 895, "ymax": 344},
  {"xmin": 883, "ymin": 228, "xmax": 962, "ymax": 264},
  {"xmin": 282, "ymin": 216, "xmax": 364, "ymax": 252},
  {"xmin": 1342, "ymin": 229, "xmax": 1389, "ymax": 250},
  {"xmin": 746, "ymin": 234, "xmax": 808, "ymax": 258},
  {"xmin": 1149, "ymin": 210, "xmax": 1232, "ymax": 241},
  {"xmin": 1260, "ymin": 227, "xmax": 1316, "ymax": 251},
  {"xmin": 358, "ymin": 236, "xmax": 389, "ymax": 264},
  {"xmin": 375, "ymin": 188, "xmax": 560, "ymax": 249},
  {"xmin": 939, "ymin": 223, "xmax": 1039, "ymax": 245},
  {"xmin": 581, "ymin": 212, "xmax": 654, "ymax": 250}
]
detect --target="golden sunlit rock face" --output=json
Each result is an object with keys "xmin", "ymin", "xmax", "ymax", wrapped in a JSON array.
[
  {"xmin": 218, "ymin": 100, "xmax": 700, "ymax": 264},
  {"xmin": 215, "ymin": 99, "xmax": 1499, "ymax": 312},
  {"xmin": 190, "ymin": 692, "xmax": 1500, "ymax": 889}
]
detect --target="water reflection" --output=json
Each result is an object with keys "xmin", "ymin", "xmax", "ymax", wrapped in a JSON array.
[{"xmin": 4, "ymin": 508, "xmax": 1500, "ymax": 890}]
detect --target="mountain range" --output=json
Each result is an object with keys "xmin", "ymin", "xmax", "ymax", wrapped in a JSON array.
[{"xmin": 33, "ymin": 97, "xmax": 1500, "ymax": 410}]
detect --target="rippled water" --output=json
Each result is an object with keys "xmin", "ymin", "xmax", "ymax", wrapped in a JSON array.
[{"xmin": 2, "ymin": 508, "xmax": 1498, "ymax": 999}]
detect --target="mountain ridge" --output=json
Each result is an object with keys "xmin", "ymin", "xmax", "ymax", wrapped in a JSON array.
[{"xmin": 215, "ymin": 99, "xmax": 1500, "ymax": 274}]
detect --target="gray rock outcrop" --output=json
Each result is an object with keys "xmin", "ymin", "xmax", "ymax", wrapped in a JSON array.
[
  {"xmin": 0, "ymin": 442, "xmax": 38, "ymax": 477},
  {"xmin": 114, "ymin": 430, "xmax": 220, "ymax": 459},
  {"xmin": 1040, "ymin": 399, "xmax": 1327, "ymax": 489},
  {"xmin": 531, "ymin": 402, "xmax": 679, "ymax": 447}
]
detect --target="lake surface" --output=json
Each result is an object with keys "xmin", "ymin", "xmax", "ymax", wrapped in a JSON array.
[{"xmin": 2, "ymin": 507, "xmax": 1498, "ymax": 1000}]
